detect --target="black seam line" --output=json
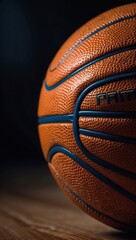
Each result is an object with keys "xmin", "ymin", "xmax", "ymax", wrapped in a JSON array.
[
  {"xmin": 79, "ymin": 111, "xmax": 136, "ymax": 119},
  {"xmin": 49, "ymin": 14, "xmax": 136, "ymax": 72},
  {"xmin": 38, "ymin": 114, "xmax": 73, "ymax": 125},
  {"xmin": 45, "ymin": 45, "xmax": 136, "ymax": 90},
  {"xmin": 79, "ymin": 128, "xmax": 136, "ymax": 145},
  {"xmin": 51, "ymin": 162, "xmax": 135, "ymax": 230}
]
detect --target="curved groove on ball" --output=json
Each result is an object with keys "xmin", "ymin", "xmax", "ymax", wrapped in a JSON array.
[
  {"xmin": 79, "ymin": 128, "xmax": 136, "ymax": 144},
  {"xmin": 48, "ymin": 146, "xmax": 136, "ymax": 201},
  {"xmin": 52, "ymin": 164, "xmax": 135, "ymax": 230},
  {"xmin": 38, "ymin": 114, "xmax": 73, "ymax": 124},
  {"xmin": 45, "ymin": 45, "xmax": 136, "ymax": 90},
  {"xmin": 49, "ymin": 15, "xmax": 136, "ymax": 73},
  {"xmin": 79, "ymin": 111, "xmax": 136, "ymax": 119}
]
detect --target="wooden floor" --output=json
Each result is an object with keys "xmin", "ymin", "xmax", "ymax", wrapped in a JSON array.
[{"xmin": 0, "ymin": 164, "xmax": 136, "ymax": 240}]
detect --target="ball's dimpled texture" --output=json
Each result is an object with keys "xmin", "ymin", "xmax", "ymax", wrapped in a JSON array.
[{"xmin": 38, "ymin": 3, "xmax": 136, "ymax": 232}]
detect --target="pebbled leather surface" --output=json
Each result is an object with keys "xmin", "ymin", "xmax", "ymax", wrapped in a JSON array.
[
  {"xmin": 46, "ymin": 4, "xmax": 136, "ymax": 87},
  {"xmin": 38, "ymin": 50, "xmax": 136, "ymax": 116},
  {"xmin": 49, "ymin": 154, "xmax": 136, "ymax": 224},
  {"xmin": 49, "ymin": 162, "xmax": 135, "ymax": 232},
  {"xmin": 79, "ymin": 117, "xmax": 136, "ymax": 138},
  {"xmin": 38, "ymin": 123, "xmax": 136, "ymax": 173},
  {"xmin": 38, "ymin": 3, "xmax": 136, "ymax": 231}
]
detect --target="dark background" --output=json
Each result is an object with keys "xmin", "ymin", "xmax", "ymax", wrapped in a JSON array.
[{"xmin": 0, "ymin": 0, "xmax": 134, "ymax": 170}]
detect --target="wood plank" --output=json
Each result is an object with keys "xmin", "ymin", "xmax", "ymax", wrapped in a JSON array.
[{"xmin": 0, "ymin": 165, "xmax": 136, "ymax": 240}]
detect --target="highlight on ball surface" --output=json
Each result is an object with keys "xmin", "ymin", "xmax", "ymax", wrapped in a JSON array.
[{"xmin": 38, "ymin": 3, "xmax": 136, "ymax": 232}]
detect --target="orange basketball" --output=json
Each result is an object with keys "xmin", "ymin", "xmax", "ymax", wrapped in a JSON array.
[{"xmin": 38, "ymin": 3, "xmax": 136, "ymax": 232}]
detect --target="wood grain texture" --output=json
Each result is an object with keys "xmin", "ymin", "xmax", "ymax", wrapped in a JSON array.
[{"xmin": 0, "ymin": 165, "xmax": 136, "ymax": 240}]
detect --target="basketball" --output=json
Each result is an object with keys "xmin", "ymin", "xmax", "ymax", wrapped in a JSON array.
[{"xmin": 38, "ymin": 3, "xmax": 136, "ymax": 232}]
